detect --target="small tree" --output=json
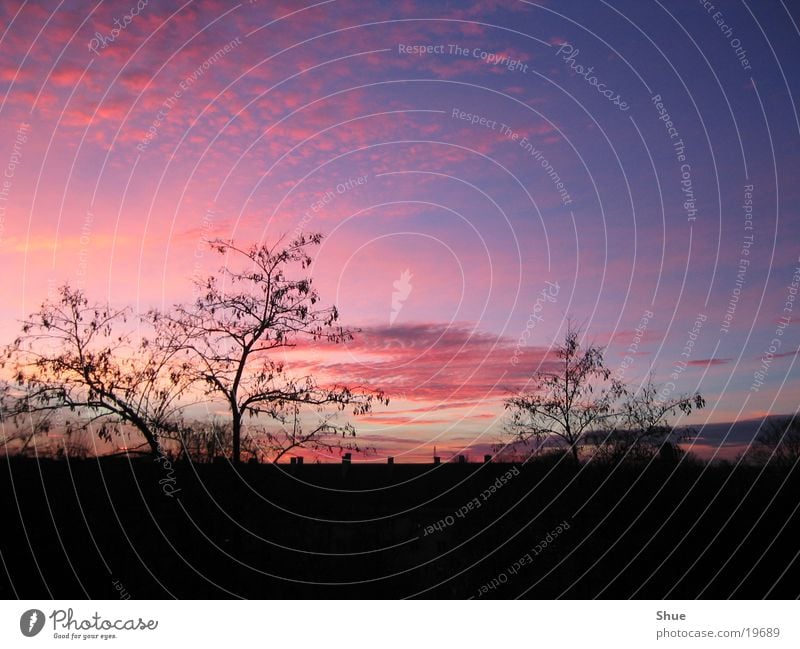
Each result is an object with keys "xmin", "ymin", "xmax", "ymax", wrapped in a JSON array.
[
  {"xmin": 158, "ymin": 234, "xmax": 386, "ymax": 464},
  {"xmin": 588, "ymin": 375, "xmax": 704, "ymax": 464},
  {"xmin": 167, "ymin": 417, "xmax": 240, "ymax": 462},
  {"xmin": 505, "ymin": 324, "xmax": 625, "ymax": 465},
  {"xmin": 743, "ymin": 414, "xmax": 800, "ymax": 468},
  {"xmin": 3, "ymin": 285, "xmax": 193, "ymax": 457}
]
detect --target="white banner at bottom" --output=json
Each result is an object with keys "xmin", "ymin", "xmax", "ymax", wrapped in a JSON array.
[{"xmin": 0, "ymin": 600, "xmax": 796, "ymax": 648}]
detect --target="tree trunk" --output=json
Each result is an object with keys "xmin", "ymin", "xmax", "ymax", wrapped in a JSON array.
[
  {"xmin": 128, "ymin": 414, "xmax": 160, "ymax": 458},
  {"xmin": 570, "ymin": 443, "xmax": 580, "ymax": 466},
  {"xmin": 232, "ymin": 411, "xmax": 241, "ymax": 464}
]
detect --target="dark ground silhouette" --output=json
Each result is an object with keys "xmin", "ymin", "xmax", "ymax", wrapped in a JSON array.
[{"xmin": 1, "ymin": 457, "xmax": 797, "ymax": 599}]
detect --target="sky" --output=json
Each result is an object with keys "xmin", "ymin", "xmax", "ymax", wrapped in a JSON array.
[{"xmin": 0, "ymin": 0, "xmax": 798, "ymax": 461}]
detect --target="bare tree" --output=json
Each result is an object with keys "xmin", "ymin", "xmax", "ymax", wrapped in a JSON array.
[
  {"xmin": 504, "ymin": 324, "xmax": 625, "ymax": 465},
  {"xmin": 742, "ymin": 414, "xmax": 800, "ymax": 468},
  {"xmin": 167, "ymin": 417, "xmax": 238, "ymax": 462},
  {"xmin": 157, "ymin": 233, "xmax": 386, "ymax": 464},
  {"xmin": 587, "ymin": 375, "xmax": 704, "ymax": 464},
  {"xmin": 3, "ymin": 285, "xmax": 194, "ymax": 457}
]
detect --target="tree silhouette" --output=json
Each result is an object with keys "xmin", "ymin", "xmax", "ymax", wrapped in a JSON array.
[
  {"xmin": 166, "ymin": 417, "xmax": 247, "ymax": 462},
  {"xmin": 587, "ymin": 375, "xmax": 704, "ymax": 464},
  {"xmin": 156, "ymin": 233, "xmax": 386, "ymax": 464},
  {"xmin": 504, "ymin": 324, "xmax": 625, "ymax": 465},
  {"xmin": 3, "ymin": 285, "xmax": 193, "ymax": 457},
  {"xmin": 743, "ymin": 414, "xmax": 800, "ymax": 468}
]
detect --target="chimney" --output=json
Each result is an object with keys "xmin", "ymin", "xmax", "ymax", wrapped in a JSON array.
[
  {"xmin": 342, "ymin": 453, "xmax": 352, "ymax": 464},
  {"xmin": 289, "ymin": 457, "xmax": 297, "ymax": 465},
  {"xmin": 433, "ymin": 456, "xmax": 441, "ymax": 465},
  {"xmin": 296, "ymin": 456, "xmax": 304, "ymax": 465},
  {"xmin": 484, "ymin": 454, "xmax": 492, "ymax": 463},
  {"xmin": 457, "ymin": 455, "xmax": 467, "ymax": 464},
  {"xmin": 387, "ymin": 457, "xmax": 394, "ymax": 464}
]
